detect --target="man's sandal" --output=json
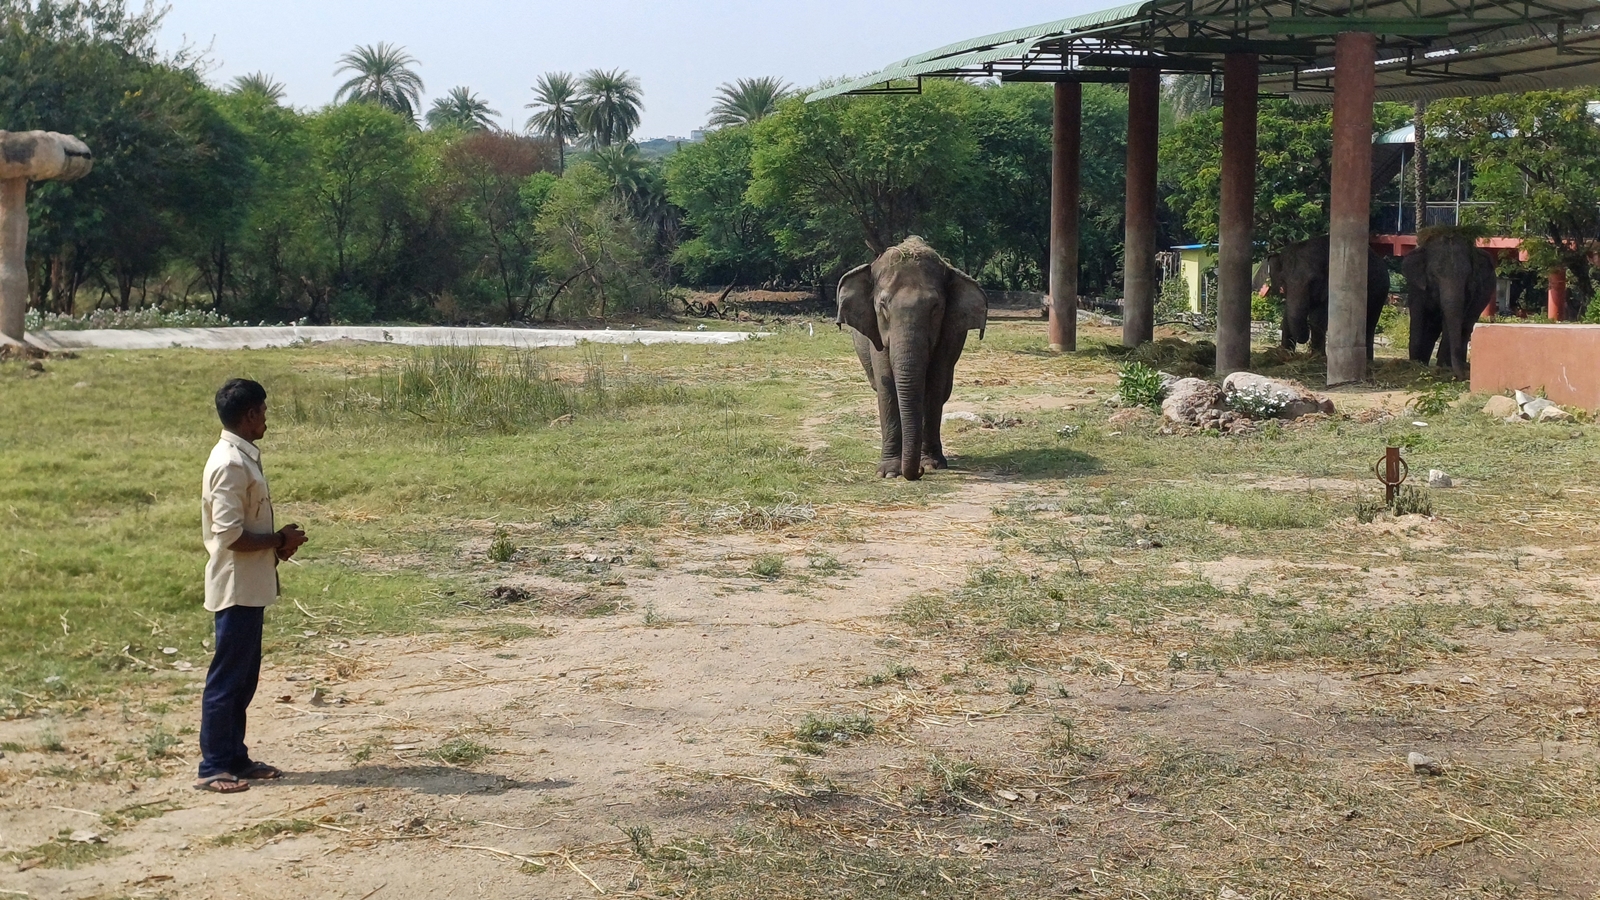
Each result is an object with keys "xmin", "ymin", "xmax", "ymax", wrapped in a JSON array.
[
  {"xmin": 194, "ymin": 773, "xmax": 250, "ymax": 794},
  {"xmin": 236, "ymin": 762, "xmax": 284, "ymax": 780}
]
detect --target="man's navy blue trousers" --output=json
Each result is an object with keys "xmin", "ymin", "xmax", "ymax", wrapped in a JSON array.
[{"xmin": 198, "ymin": 605, "xmax": 263, "ymax": 778}]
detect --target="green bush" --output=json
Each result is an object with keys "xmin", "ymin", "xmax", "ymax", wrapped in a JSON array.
[{"xmin": 1117, "ymin": 361, "xmax": 1165, "ymax": 409}]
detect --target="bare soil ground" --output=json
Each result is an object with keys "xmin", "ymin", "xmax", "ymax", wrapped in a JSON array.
[{"xmin": 3, "ymin": 323, "xmax": 1598, "ymax": 899}]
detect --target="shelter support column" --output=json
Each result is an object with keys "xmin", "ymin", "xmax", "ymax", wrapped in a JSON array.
[
  {"xmin": 1548, "ymin": 267, "xmax": 1567, "ymax": 321},
  {"xmin": 1123, "ymin": 66, "xmax": 1159, "ymax": 348},
  {"xmin": 1326, "ymin": 31, "xmax": 1377, "ymax": 386},
  {"xmin": 1048, "ymin": 82, "xmax": 1082, "ymax": 352},
  {"xmin": 0, "ymin": 178, "xmax": 27, "ymax": 343},
  {"xmin": 1215, "ymin": 53, "xmax": 1258, "ymax": 375}
]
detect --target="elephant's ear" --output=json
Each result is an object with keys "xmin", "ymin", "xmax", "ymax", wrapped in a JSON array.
[
  {"xmin": 1401, "ymin": 248, "xmax": 1428, "ymax": 291},
  {"xmin": 836, "ymin": 263, "xmax": 882, "ymax": 351},
  {"xmin": 1251, "ymin": 256, "xmax": 1274, "ymax": 295},
  {"xmin": 946, "ymin": 268, "xmax": 989, "ymax": 339}
]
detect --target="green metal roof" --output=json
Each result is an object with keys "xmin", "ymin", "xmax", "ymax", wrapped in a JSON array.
[{"xmin": 807, "ymin": 0, "xmax": 1600, "ymax": 103}]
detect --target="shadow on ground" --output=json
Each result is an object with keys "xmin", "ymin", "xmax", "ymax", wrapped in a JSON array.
[{"xmin": 273, "ymin": 766, "xmax": 573, "ymax": 796}]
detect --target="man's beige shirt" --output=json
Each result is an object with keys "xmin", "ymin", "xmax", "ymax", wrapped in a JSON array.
[{"xmin": 201, "ymin": 430, "xmax": 278, "ymax": 612}]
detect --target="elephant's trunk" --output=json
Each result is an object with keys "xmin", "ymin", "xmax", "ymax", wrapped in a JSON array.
[{"xmin": 892, "ymin": 343, "xmax": 928, "ymax": 481}]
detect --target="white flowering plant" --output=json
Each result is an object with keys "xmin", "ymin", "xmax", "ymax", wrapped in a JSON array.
[{"xmin": 1226, "ymin": 384, "xmax": 1288, "ymax": 419}]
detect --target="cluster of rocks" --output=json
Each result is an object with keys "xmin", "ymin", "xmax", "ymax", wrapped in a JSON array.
[
  {"xmin": 1482, "ymin": 390, "xmax": 1576, "ymax": 423},
  {"xmin": 1158, "ymin": 372, "xmax": 1335, "ymax": 435}
]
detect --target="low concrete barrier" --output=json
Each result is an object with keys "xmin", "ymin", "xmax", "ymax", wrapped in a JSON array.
[
  {"xmin": 25, "ymin": 325, "xmax": 764, "ymax": 353},
  {"xmin": 1470, "ymin": 323, "xmax": 1600, "ymax": 411}
]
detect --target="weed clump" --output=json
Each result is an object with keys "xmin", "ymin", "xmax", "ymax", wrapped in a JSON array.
[
  {"xmin": 432, "ymin": 737, "xmax": 494, "ymax": 767},
  {"xmin": 488, "ymin": 527, "xmax": 516, "ymax": 563},
  {"xmin": 793, "ymin": 713, "xmax": 874, "ymax": 744}
]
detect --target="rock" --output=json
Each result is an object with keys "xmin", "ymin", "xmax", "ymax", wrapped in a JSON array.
[
  {"xmin": 1407, "ymin": 751, "xmax": 1444, "ymax": 776},
  {"xmin": 1222, "ymin": 372, "xmax": 1333, "ymax": 419},
  {"xmin": 1481, "ymin": 395, "xmax": 1519, "ymax": 418},
  {"xmin": 1521, "ymin": 397, "xmax": 1555, "ymax": 419},
  {"xmin": 1427, "ymin": 469, "xmax": 1453, "ymax": 488},
  {"xmin": 1161, "ymin": 377, "xmax": 1224, "ymax": 425},
  {"xmin": 68, "ymin": 830, "xmax": 104, "ymax": 844},
  {"xmin": 1157, "ymin": 371, "xmax": 1181, "ymax": 393},
  {"xmin": 943, "ymin": 411, "xmax": 982, "ymax": 423},
  {"xmin": 1536, "ymin": 405, "xmax": 1574, "ymax": 423},
  {"xmin": 1514, "ymin": 389, "xmax": 1535, "ymax": 407}
]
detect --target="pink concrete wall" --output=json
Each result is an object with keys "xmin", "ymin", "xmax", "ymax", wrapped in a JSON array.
[{"xmin": 1470, "ymin": 324, "xmax": 1600, "ymax": 411}]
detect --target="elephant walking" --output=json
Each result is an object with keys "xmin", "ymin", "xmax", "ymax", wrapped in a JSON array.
[
  {"xmin": 836, "ymin": 237, "xmax": 988, "ymax": 481},
  {"xmin": 1402, "ymin": 230, "xmax": 1496, "ymax": 379},
  {"xmin": 1255, "ymin": 235, "xmax": 1389, "ymax": 360}
]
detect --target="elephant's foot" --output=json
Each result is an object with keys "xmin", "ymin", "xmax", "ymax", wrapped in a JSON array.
[
  {"xmin": 923, "ymin": 452, "xmax": 949, "ymax": 470},
  {"xmin": 876, "ymin": 459, "xmax": 903, "ymax": 479}
]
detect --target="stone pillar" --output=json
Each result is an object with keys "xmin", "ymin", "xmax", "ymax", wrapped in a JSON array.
[
  {"xmin": 0, "ymin": 131, "xmax": 93, "ymax": 344},
  {"xmin": 1326, "ymin": 32, "xmax": 1377, "ymax": 386},
  {"xmin": 1122, "ymin": 66, "xmax": 1159, "ymax": 348},
  {"xmin": 1215, "ymin": 53, "xmax": 1259, "ymax": 376},
  {"xmin": 0, "ymin": 178, "xmax": 25, "ymax": 343},
  {"xmin": 1048, "ymin": 81, "xmax": 1082, "ymax": 352}
]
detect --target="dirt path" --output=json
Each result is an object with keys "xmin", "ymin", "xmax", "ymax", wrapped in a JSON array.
[{"xmin": 0, "ymin": 480, "xmax": 1021, "ymax": 899}]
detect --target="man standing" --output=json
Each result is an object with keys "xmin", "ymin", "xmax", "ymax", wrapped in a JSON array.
[{"xmin": 196, "ymin": 379, "xmax": 307, "ymax": 794}]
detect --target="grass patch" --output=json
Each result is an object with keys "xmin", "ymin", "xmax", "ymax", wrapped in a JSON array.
[
  {"xmin": 792, "ymin": 713, "xmax": 874, "ymax": 745},
  {"xmin": 1133, "ymin": 485, "xmax": 1333, "ymax": 529},
  {"xmin": 212, "ymin": 819, "xmax": 317, "ymax": 847},
  {"xmin": 859, "ymin": 663, "xmax": 918, "ymax": 687},
  {"xmin": 287, "ymin": 346, "xmax": 695, "ymax": 437},
  {"xmin": 4, "ymin": 831, "xmax": 126, "ymax": 870},
  {"xmin": 636, "ymin": 825, "xmax": 984, "ymax": 899},
  {"xmin": 431, "ymin": 737, "xmax": 494, "ymax": 767},
  {"xmin": 749, "ymin": 555, "xmax": 786, "ymax": 579}
]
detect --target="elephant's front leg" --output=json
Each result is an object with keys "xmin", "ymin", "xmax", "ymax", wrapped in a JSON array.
[
  {"xmin": 854, "ymin": 334, "xmax": 902, "ymax": 478},
  {"xmin": 920, "ymin": 333, "xmax": 968, "ymax": 471}
]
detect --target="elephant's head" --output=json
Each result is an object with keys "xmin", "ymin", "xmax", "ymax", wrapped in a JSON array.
[
  {"xmin": 1276, "ymin": 238, "xmax": 1330, "ymax": 347},
  {"xmin": 836, "ymin": 236, "xmax": 987, "ymax": 481}
]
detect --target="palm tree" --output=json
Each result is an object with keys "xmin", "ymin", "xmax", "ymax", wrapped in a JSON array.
[
  {"xmin": 575, "ymin": 68, "xmax": 643, "ymax": 149},
  {"xmin": 525, "ymin": 72, "xmax": 580, "ymax": 174},
  {"xmin": 707, "ymin": 76, "xmax": 792, "ymax": 128},
  {"xmin": 229, "ymin": 71, "xmax": 287, "ymax": 103},
  {"xmin": 334, "ymin": 42, "xmax": 425, "ymax": 123},
  {"xmin": 426, "ymin": 87, "xmax": 499, "ymax": 131},
  {"xmin": 1163, "ymin": 74, "xmax": 1213, "ymax": 120}
]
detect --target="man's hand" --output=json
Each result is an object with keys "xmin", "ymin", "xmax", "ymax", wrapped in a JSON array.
[{"xmin": 275, "ymin": 524, "xmax": 307, "ymax": 561}]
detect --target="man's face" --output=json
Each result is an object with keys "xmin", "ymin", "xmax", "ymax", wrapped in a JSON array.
[{"xmin": 237, "ymin": 403, "xmax": 268, "ymax": 442}]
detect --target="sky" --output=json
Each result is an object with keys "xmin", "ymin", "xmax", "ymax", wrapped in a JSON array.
[{"xmin": 158, "ymin": 0, "xmax": 1101, "ymax": 138}]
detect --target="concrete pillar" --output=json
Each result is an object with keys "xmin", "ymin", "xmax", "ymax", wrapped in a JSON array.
[
  {"xmin": 1326, "ymin": 31, "xmax": 1377, "ymax": 386},
  {"xmin": 1215, "ymin": 53, "xmax": 1258, "ymax": 376},
  {"xmin": 1048, "ymin": 82, "xmax": 1082, "ymax": 353},
  {"xmin": 1123, "ymin": 66, "xmax": 1159, "ymax": 348},
  {"xmin": 1548, "ymin": 266, "xmax": 1567, "ymax": 320},
  {"xmin": 0, "ymin": 178, "xmax": 26, "ymax": 343}
]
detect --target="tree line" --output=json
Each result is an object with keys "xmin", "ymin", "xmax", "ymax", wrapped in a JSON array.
[{"xmin": 9, "ymin": 0, "xmax": 1598, "ymax": 326}]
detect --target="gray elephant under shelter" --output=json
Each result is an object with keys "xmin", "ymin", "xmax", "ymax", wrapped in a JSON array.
[
  {"xmin": 1402, "ymin": 230, "xmax": 1496, "ymax": 379},
  {"xmin": 1254, "ymin": 235, "xmax": 1389, "ymax": 360},
  {"xmin": 837, "ymin": 237, "xmax": 988, "ymax": 481}
]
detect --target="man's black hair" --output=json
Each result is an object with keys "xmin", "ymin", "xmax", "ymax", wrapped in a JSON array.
[{"xmin": 215, "ymin": 379, "xmax": 267, "ymax": 429}]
